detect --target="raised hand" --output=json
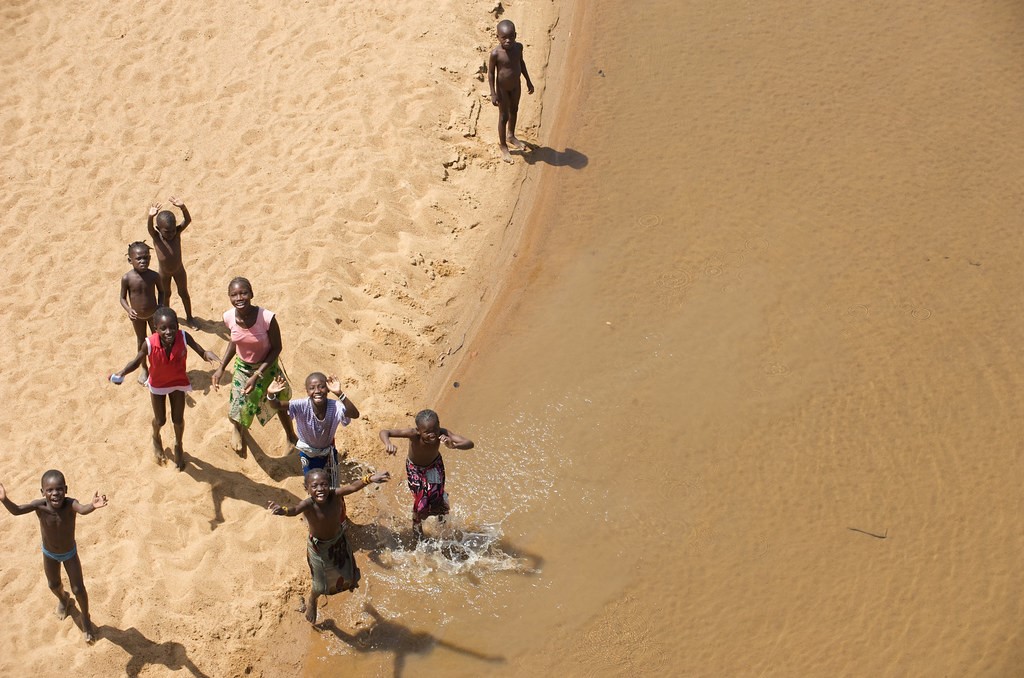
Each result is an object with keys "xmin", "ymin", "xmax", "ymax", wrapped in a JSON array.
[
  {"xmin": 440, "ymin": 434, "xmax": 455, "ymax": 449},
  {"xmin": 168, "ymin": 196, "xmax": 184, "ymax": 207},
  {"xmin": 267, "ymin": 501, "xmax": 284, "ymax": 515},
  {"xmin": 149, "ymin": 203, "xmax": 162, "ymax": 217},
  {"xmin": 370, "ymin": 471, "xmax": 391, "ymax": 484},
  {"xmin": 91, "ymin": 492, "xmax": 108, "ymax": 509},
  {"xmin": 0, "ymin": 482, "xmax": 6, "ymax": 501},
  {"xmin": 267, "ymin": 374, "xmax": 287, "ymax": 395},
  {"xmin": 326, "ymin": 374, "xmax": 342, "ymax": 394}
]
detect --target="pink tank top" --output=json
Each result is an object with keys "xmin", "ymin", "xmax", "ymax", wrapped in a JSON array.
[{"xmin": 223, "ymin": 307, "xmax": 275, "ymax": 363}]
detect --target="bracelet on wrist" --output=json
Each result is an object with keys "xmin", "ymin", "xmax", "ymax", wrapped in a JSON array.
[
  {"xmin": 362, "ymin": 473, "xmax": 373, "ymax": 485},
  {"xmin": 267, "ymin": 392, "xmax": 278, "ymax": 401}
]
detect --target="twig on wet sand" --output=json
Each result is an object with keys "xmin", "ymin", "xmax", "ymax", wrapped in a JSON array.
[{"xmin": 847, "ymin": 527, "xmax": 887, "ymax": 539}]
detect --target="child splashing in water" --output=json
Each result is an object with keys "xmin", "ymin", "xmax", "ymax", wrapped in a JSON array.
[
  {"xmin": 380, "ymin": 409, "xmax": 474, "ymax": 541},
  {"xmin": 111, "ymin": 306, "xmax": 220, "ymax": 470}
]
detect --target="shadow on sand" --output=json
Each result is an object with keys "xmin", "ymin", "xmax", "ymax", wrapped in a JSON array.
[
  {"xmin": 182, "ymin": 454, "xmax": 301, "ymax": 530},
  {"xmin": 321, "ymin": 603, "xmax": 505, "ymax": 677},
  {"xmin": 97, "ymin": 624, "xmax": 210, "ymax": 677},
  {"xmin": 520, "ymin": 143, "xmax": 588, "ymax": 168}
]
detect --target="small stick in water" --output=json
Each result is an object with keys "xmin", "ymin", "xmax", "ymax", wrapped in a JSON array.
[{"xmin": 847, "ymin": 527, "xmax": 887, "ymax": 539}]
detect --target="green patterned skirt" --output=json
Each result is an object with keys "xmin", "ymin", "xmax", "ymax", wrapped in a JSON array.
[{"xmin": 228, "ymin": 357, "xmax": 291, "ymax": 429}]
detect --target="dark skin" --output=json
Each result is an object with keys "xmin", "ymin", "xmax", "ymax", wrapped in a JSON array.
[
  {"xmin": 266, "ymin": 372, "xmax": 361, "ymax": 421},
  {"xmin": 119, "ymin": 244, "xmax": 161, "ymax": 384},
  {"xmin": 147, "ymin": 196, "xmax": 197, "ymax": 329},
  {"xmin": 113, "ymin": 313, "xmax": 219, "ymax": 470},
  {"xmin": 488, "ymin": 20, "xmax": 534, "ymax": 164},
  {"xmin": 267, "ymin": 468, "xmax": 390, "ymax": 623},
  {"xmin": 212, "ymin": 280, "xmax": 297, "ymax": 454},
  {"xmin": 380, "ymin": 417, "xmax": 473, "ymax": 539},
  {"xmin": 0, "ymin": 476, "xmax": 108, "ymax": 642}
]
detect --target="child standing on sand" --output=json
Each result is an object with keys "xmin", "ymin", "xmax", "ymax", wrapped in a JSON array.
[
  {"xmin": 0, "ymin": 470, "xmax": 108, "ymax": 642},
  {"xmin": 488, "ymin": 19, "xmax": 535, "ymax": 163},
  {"xmin": 119, "ymin": 241, "xmax": 161, "ymax": 384},
  {"xmin": 265, "ymin": 372, "xmax": 361, "ymax": 488},
  {"xmin": 111, "ymin": 306, "xmax": 220, "ymax": 470},
  {"xmin": 147, "ymin": 196, "xmax": 198, "ymax": 329},
  {"xmin": 268, "ymin": 467, "xmax": 390, "ymax": 624},
  {"xmin": 379, "ymin": 409, "xmax": 474, "ymax": 540}
]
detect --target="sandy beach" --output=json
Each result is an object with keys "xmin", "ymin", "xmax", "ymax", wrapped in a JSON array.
[{"xmin": 0, "ymin": 0, "xmax": 559, "ymax": 674}]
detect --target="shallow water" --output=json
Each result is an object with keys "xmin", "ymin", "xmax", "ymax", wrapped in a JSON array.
[{"xmin": 307, "ymin": 1, "xmax": 1024, "ymax": 675}]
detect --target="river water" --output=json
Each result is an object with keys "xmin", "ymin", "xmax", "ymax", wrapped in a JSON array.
[{"xmin": 308, "ymin": 1, "xmax": 1024, "ymax": 675}]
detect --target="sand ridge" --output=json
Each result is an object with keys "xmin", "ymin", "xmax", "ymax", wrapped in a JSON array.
[{"xmin": 0, "ymin": 0, "xmax": 555, "ymax": 675}]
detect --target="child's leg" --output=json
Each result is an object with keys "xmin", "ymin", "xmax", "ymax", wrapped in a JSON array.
[
  {"xmin": 305, "ymin": 589, "xmax": 320, "ymax": 623},
  {"xmin": 158, "ymin": 271, "xmax": 172, "ymax": 308},
  {"xmin": 231, "ymin": 419, "xmax": 248, "ymax": 455},
  {"xmin": 412, "ymin": 512, "xmax": 424, "ymax": 541},
  {"xmin": 42, "ymin": 555, "xmax": 71, "ymax": 619},
  {"xmin": 496, "ymin": 95, "xmax": 513, "ymax": 163},
  {"xmin": 506, "ymin": 82, "xmax": 524, "ymax": 150},
  {"xmin": 277, "ymin": 409, "xmax": 297, "ymax": 445},
  {"xmin": 169, "ymin": 391, "xmax": 186, "ymax": 471},
  {"xmin": 63, "ymin": 555, "xmax": 95, "ymax": 642},
  {"xmin": 132, "ymin": 318, "xmax": 150, "ymax": 383},
  {"xmin": 172, "ymin": 269, "xmax": 196, "ymax": 327},
  {"xmin": 150, "ymin": 393, "xmax": 167, "ymax": 464}
]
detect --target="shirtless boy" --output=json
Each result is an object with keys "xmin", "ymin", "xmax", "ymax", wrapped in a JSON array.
[
  {"xmin": 119, "ymin": 241, "xmax": 161, "ymax": 384},
  {"xmin": 267, "ymin": 467, "xmax": 390, "ymax": 623},
  {"xmin": 0, "ymin": 470, "xmax": 108, "ymax": 642},
  {"xmin": 147, "ymin": 197, "xmax": 197, "ymax": 329},
  {"xmin": 488, "ymin": 19, "xmax": 535, "ymax": 163},
  {"xmin": 379, "ymin": 409, "xmax": 474, "ymax": 540}
]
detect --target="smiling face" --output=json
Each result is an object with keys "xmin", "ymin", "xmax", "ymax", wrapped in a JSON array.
[
  {"xmin": 154, "ymin": 313, "xmax": 179, "ymax": 348},
  {"xmin": 305, "ymin": 373, "xmax": 329, "ymax": 405},
  {"xmin": 416, "ymin": 419, "xmax": 441, "ymax": 445},
  {"xmin": 128, "ymin": 245, "xmax": 151, "ymax": 272},
  {"xmin": 40, "ymin": 475, "xmax": 67, "ymax": 510},
  {"xmin": 305, "ymin": 470, "xmax": 331, "ymax": 504},
  {"xmin": 228, "ymin": 280, "xmax": 254, "ymax": 311}
]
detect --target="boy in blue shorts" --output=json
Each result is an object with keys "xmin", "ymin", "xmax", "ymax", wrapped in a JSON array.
[{"xmin": 0, "ymin": 470, "xmax": 108, "ymax": 642}]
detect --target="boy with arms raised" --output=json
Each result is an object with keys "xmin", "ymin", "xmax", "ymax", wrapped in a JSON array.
[
  {"xmin": 268, "ymin": 467, "xmax": 389, "ymax": 624},
  {"xmin": 0, "ymin": 470, "xmax": 108, "ymax": 642},
  {"xmin": 379, "ymin": 409, "xmax": 474, "ymax": 540},
  {"xmin": 488, "ymin": 19, "xmax": 535, "ymax": 163},
  {"xmin": 147, "ymin": 196, "xmax": 198, "ymax": 329}
]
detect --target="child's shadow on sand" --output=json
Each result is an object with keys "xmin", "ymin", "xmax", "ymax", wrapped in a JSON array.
[
  {"xmin": 520, "ymin": 143, "xmax": 588, "ymax": 169},
  {"xmin": 183, "ymin": 455, "xmax": 301, "ymax": 530},
  {"xmin": 96, "ymin": 624, "xmax": 210, "ymax": 677},
  {"xmin": 321, "ymin": 603, "xmax": 505, "ymax": 678},
  {"xmin": 188, "ymin": 316, "xmax": 231, "ymax": 342}
]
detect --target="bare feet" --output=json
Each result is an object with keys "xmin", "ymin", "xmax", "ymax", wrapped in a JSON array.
[
  {"xmin": 138, "ymin": 367, "xmax": 149, "ymax": 385},
  {"xmin": 507, "ymin": 135, "xmax": 525, "ymax": 150},
  {"xmin": 186, "ymin": 317, "xmax": 199, "ymax": 330},
  {"xmin": 83, "ymin": 620, "xmax": 96, "ymax": 643},
  {"xmin": 500, "ymin": 145, "xmax": 514, "ymax": 164},
  {"xmin": 152, "ymin": 434, "xmax": 165, "ymax": 465},
  {"xmin": 231, "ymin": 426, "xmax": 247, "ymax": 457},
  {"xmin": 173, "ymin": 445, "xmax": 185, "ymax": 472},
  {"xmin": 304, "ymin": 597, "xmax": 319, "ymax": 624},
  {"xmin": 56, "ymin": 591, "xmax": 72, "ymax": 620}
]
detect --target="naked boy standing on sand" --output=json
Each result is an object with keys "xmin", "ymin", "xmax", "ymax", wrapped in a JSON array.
[
  {"xmin": 488, "ymin": 19, "xmax": 535, "ymax": 163},
  {"xmin": 147, "ymin": 196, "xmax": 197, "ymax": 329},
  {"xmin": 119, "ymin": 241, "xmax": 161, "ymax": 384},
  {"xmin": 0, "ymin": 471, "xmax": 108, "ymax": 642}
]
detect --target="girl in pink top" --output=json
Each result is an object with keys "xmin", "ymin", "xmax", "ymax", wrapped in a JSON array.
[{"xmin": 212, "ymin": 277, "xmax": 297, "ymax": 455}]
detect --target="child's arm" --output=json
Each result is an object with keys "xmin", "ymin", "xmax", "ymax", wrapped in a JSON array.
[
  {"xmin": 326, "ymin": 375, "xmax": 359, "ymax": 419},
  {"xmin": 72, "ymin": 492, "xmax": 108, "ymax": 516},
  {"xmin": 0, "ymin": 483, "xmax": 43, "ymax": 516},
  {"xmin": 184, "ymin": 332, "xmax": 220, "ymax": 364},
  {"xmin": 267, "ymin": 497, "xmax": 313, "ymax": 517},
  {"xmin": 265, "ymin": 374, "xmax": 290, "ymax": 410},
  {"xmin": 520, "ymin": 45, "xmax": 534, "ymax": 94},
  {"xmin": 441, "ymin": 429, "xmax": 474, "ymax": 450},
  {"xmin": 337, "ymin": 471, "xmax": 390, "ymax": 497},
  {"xmin": 488, "ymin": 48, "xmax": 500, "ymax": 106},
  {"xmin": 211, "ymin": 341, "xmax": 237, "ymax": 392},
  {"xmin": 112, "ymin": 344, "xmax": 149, "ymax": 382},
  {"xmin": 119, "ymin": 273, "xmax": 138, "ymax": 319},
  {"xmin": 168, "ymin": 196, "xmax": 191, "ymax": 231},
  {"xmin": 379, "ymin": 427, "xmax": 416, "ymax": 455},
  {"xmin": 146, "ymin": 203, "xmax": 162, "ymax": 239}
]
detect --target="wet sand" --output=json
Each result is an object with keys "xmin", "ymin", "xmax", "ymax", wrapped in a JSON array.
[{"xmin": 305, "ymin": 0, "xmax": 1024, "ymax": 675}]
